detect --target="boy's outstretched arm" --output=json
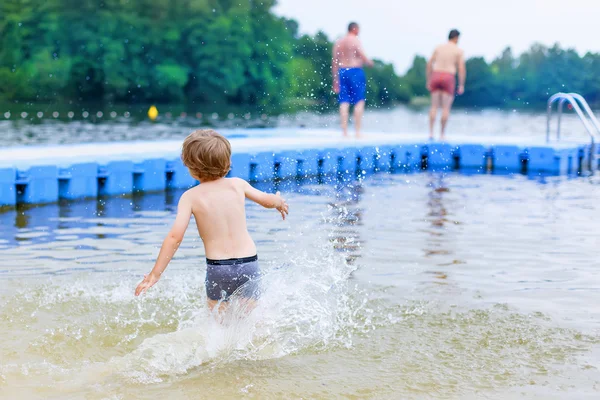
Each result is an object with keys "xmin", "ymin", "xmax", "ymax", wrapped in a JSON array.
[
  {"xmin": 135, "ymin": 192, "xmax": 192, "ymax": 296},
  {"xmin": 241, "ymin": 179, "xmax": 289, "ymax": 220}
]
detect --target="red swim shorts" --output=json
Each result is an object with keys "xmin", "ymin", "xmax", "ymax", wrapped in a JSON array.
[{"xmin": 429, "ymin": 71, "xmax": 456, "ymax": 95}]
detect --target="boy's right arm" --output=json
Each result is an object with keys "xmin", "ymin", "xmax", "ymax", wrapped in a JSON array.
[
  {"xmin": 135, "ymin": 191, "xmax": 192, "ymax": 296},
  {"xmin": 240, "ymin": 179, "xmax": 289, "ymax": 220}
]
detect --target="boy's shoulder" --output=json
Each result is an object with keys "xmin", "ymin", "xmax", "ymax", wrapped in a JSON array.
[
  {"xmin": 224, "ymin": 177, "xmax": 249, "ymax": 187},
  {"xmin": 184, "ymin": 177, "xmax": 247, "ymax": 194}
]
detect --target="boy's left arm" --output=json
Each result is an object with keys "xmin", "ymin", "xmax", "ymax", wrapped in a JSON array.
[{"xmin": 135, "ymin": 192, "xmax": 192, "ymax": 296}]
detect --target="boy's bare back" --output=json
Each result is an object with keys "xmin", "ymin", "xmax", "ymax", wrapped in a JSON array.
[{"xmin": 185, "ymin": 178, "xmax": 263, "ymax": 260}]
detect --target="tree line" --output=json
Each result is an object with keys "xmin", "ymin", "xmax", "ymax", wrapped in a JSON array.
[{"xmin": 1, "ymin": 0, "xmax": 599, "ymax": 109}]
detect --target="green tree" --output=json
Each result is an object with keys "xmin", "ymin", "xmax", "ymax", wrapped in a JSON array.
[
  {"xmin": 455, "ymin": 57, "xmax": 499, "ymax": 107},
  {"xmin": 366, "ymin": 60, "xmax": 411, "ymax": 105},
  {"xmin": 404, "ymin": 56, "xmax": 427, "ymax": 98},
  {"xmin": 2, "ymin": 1, "xmax": 598, "ymax": 109}
]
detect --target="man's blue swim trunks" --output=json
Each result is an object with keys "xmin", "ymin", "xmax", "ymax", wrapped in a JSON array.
[{"xmin": 338, "ymin": 67, "xmax": 366, "ymax": 105}]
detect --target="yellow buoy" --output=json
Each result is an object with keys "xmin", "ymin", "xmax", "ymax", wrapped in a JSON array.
[{"xmin": 148, "ymin": 105, "xmax": 158, "ymax": 121}]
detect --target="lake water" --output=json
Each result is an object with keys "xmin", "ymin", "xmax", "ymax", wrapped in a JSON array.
[
  {"xmin": 0, "ymin": 104, "xmax": 596, "ymax": 146},
  {"xmin": 1, "ymin": 171, "xmax": 599, "ymax": 399}
]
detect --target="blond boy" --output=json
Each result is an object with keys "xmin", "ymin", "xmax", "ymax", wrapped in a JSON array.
[{"xmin": 135, "ymin": 130, "xmax": 289, "ymax": 310}]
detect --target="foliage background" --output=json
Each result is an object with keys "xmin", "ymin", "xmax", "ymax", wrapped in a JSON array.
[{"xmin": 1, "ymin": 0, "xmax": 599, "ymax": 109}]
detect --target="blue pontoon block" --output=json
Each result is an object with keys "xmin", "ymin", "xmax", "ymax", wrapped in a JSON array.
[
  {"xmin": 297, "ymin": 149, "xmax": 320, "ymax": 177},
  {"xmin": 492, "ymin": 145, "xmax": 523, "ymax": 172},
  {"xmin": 18, "ymin": 165, "xmax": 59, "ymax": 204},
  {"xmin": 98, "ymin": 161, "xmax": 134, "ymax": 195},
  {"xmin": 527, "ymin": 147, "xmax": 574, "ymax": 174},
  {"xmin": 427, "ymin": 143, "xmax": 455, "ymax": 171},
  {"xmin": 456, "ymin": 144, "xmax": 487, "ymax": 171},
  {"xmin": 275, "ymin": 151, "xmax": 300, "ymax": 179},
  {"xmin": 338, "ymin": 147, "xmax": 358, "ymax": 174},
  {"xmin": 393, "ymin": 145, "xmax": 409, "ymax": 170},
  {"xmin": 376, "ymin": 146, "xmax": 394, "ymax": 172},
  {"xmin": 133, "ymin": 159, "xmax": 167, "ymax": 192},
  {"xmin": 563, "ymin": 148, "xmax": 581, "ymax": 174},
  {"xmin": 320, "ymin": 148, "xmax": 340, "ymax": 175},
  {"xmin": 587, "ymin": 146, "xmax": 597, "ymax": 172},
  {"xmin": 357, "ymin": 146, "xmax": 378, "ymax": 173},
  {"xmin": 58, "ymin": 162, "xmax": 98, "ymax": 200},
  {"xmin": 229, "ymin": 152, "xmax": 251, "ymax": 180},
  {"xmin": 579, "ymin": 145, "xmax": 594, "ymax": 172},
  {"xmin": 166, "ymin": 158, "xmax": 197, "ymax": 189},
  {"xmin": 0, "ymin": 167, "xmax": 17, "ymax": 206},
  {"xmin": 250, "ymin": 152, "xmax": 275, "ymax": 181},
  {"xmin": 405, "ymin": 144, "xmax": 422, "ymax": 170}
]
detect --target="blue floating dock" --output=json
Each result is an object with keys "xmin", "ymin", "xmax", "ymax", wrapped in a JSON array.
[{"xmin": 0, "ymin": 129, "xmax": 594, "ymax": 207}]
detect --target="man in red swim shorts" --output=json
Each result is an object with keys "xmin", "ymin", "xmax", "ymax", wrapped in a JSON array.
[{"xmin": 426, "ymin": 29, "xmax": 467, "ymax": 140}]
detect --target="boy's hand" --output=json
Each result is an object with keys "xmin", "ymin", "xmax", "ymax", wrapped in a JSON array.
[
  {"xmin": 135, "ymin": 272, "xmax": 160, "ymax": 296},
  {"xmin": 275, "ymin": 191, "xmax": 289, "ymax": 220}
]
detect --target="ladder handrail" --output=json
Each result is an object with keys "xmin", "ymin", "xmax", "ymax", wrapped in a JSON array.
[
  {"xmin": 568, "ymin": 92, "xmax": 600, "ymax": 134},
  {"xmin": 546, "ymin": 92, "xmax": 598, "ymax": 144}
]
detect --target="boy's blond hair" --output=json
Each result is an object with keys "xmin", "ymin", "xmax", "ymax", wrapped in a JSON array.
[{"xmin": 181, "ymin": 129, "xmax": 231, "ymax": 181}]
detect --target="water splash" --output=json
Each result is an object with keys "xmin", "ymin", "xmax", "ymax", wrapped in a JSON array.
[{"xmin": 111, "ymin": 241, "xmax": 368, "ymax": 384}]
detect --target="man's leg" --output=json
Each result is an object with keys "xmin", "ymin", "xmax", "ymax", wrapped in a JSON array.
[
  {"xmin": 429, "ymin": 91, "xmax": 442, "ymax": 139},
  {"xmin": 340, "ymin": 102, "xmax": 350, "ymax": 137},
  {"xmin": 353, "ymin": 100, "xmax": 365, "ymax": 138},
  {"xmin": 440, "ymin": 92, "xmax": 455, "ymax": 140}
]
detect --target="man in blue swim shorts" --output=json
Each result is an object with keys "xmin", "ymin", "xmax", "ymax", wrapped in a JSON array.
[{"xmin": 332, "ymin": 22, "xmax": 374, "ymax": 138}]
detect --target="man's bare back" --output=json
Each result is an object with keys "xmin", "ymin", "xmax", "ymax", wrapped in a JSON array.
[
  {"xmin": 430, "ymin": 42, "xmax": 464, "ymax": 75},
  {"xmin": 333, "ymin": 34, "xmax": 368, "ymax": 69}
]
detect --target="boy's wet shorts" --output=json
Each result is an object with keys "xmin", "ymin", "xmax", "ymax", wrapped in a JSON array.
[{"xmin": 205, "ymin": 255, "xmax": 261, "ymax": 301}]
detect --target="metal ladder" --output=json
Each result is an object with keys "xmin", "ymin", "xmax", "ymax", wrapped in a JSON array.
[
  {"xmin": 547, "ymin": 92, "xmax": 600, "ymax": 142},
  {"xmin": 547, "ymin": 92, "xmax": 599, "ymax": 171}
]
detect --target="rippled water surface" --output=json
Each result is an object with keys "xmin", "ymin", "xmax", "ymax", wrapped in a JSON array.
[{"xmin": 1, "ymin": 172, "xmax": 599, "ymax": 399}]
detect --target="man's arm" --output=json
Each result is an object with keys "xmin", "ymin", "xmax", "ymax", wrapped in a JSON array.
[
  {"xmin": 457, "ymin": 50, "xmax": 466, "ymax": 95},
  {"xmin": 426, "ymin": 48, "xmax": 437, "ymax": 90},
  {"xmin": 332, "ymin": 42, "xmax": 340, "ymax": 93},
  {"xmin": 135, "ymin": 192, "xmax": 192, "ymax": 296},
  {"xmin": 356, "ymin": 39, "xmax": 374, "ymax": 67},
  {"xmin": 241, "ymin": 179, "xmax": 289, "ymax": 220}
]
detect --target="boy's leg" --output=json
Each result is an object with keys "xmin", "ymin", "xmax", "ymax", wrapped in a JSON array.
[
  {"xmin": 207, "ymin": 297, "xmax": 256, "ymax": 318},
  {"xmin": 207, "ymin": 299, "xmax": 229, "ymax": 314}
]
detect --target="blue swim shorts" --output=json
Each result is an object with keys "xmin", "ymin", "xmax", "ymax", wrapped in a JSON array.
[{"xmin": 339, "ymin": 68, "xmax": 366, "ymax": 105}]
